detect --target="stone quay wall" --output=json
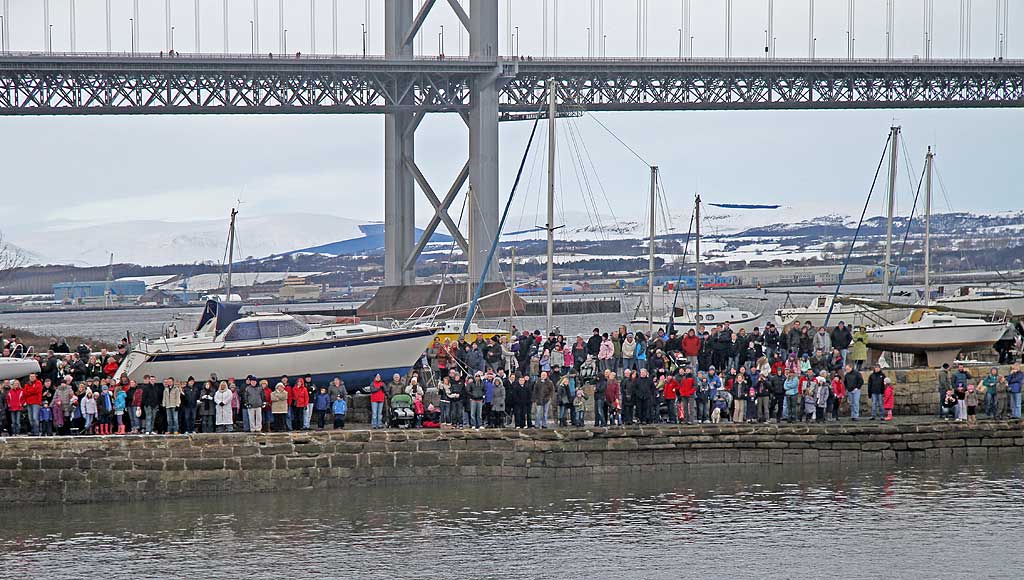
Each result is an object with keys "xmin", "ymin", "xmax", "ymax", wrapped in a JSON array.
[{"xmin": 1, "ymin": 420, "xmax": 1023, "ymax": 505}]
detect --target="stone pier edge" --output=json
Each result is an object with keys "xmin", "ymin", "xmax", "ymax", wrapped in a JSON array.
[{"xmin": 1, "ymin": 420, "xmax": 1023, "ymax": 504}]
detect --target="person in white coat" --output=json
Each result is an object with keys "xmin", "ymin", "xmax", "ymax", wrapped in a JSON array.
[{"xmin": 214, "ymin": 381, "xmax": 234, "ymax": 432}]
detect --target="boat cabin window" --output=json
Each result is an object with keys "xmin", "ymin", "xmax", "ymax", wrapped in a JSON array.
[
  {"xmin": 224, "ymin": 321, "xmax": 261, "ymax": 342},
  {"xmin": 346, "ymin": 329, "xmax": 364, "ymax": 334},
  {"xmin": 816, "ymin": 297, "xmax": 827, "ymax": 308},
  {"xmin": 257, "ymin": 319, "xmax": 309, "ymax": 339}
]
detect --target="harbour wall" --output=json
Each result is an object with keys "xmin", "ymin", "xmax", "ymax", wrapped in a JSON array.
[{"xmin": 1, "ymin": 421, "xmax": 1022, "ymax": 504}]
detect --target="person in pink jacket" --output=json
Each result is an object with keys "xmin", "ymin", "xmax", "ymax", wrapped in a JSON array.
[{"xmin": 598, "ymin": 334, "xmax": 614, "ymax": 372}]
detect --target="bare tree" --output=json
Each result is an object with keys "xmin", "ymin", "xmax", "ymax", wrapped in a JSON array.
[{"xmin": 0, "ymin": 231, "xmax": 27, "ymax": 281}]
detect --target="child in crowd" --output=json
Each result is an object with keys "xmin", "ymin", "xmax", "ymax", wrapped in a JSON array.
[
  {"xmin": 802, "ymin": 381, "xmax": 817, "ymax": 423},
  {"xmin": 744, "ymin": 387, "xmax": 758, "ymax": 423},
  {"xmin": 332, "ymin": 394, "xmax": 347, "ymax": 429},
  {"xmin": 814, "ymin": 377, "xmax": 829, "ymax": 423},
  {"xmin": 573, "ymin": 387, "xmax": 587, "ymax": 427},
  {"xmin": 51, "ymin": 397, "xmax": 64, "ymax": 434},
  {"xmin": 965, "ymin": 385, "xmax": 979, "ymax": 426},
  {"xmin": 314, "ymin": 387, "xmax": 331, "ymax": 430},
  {"xmin": 38, "ymin": 400, "xmax": 54, "ymax": 436},
  {"xmin": 955, "ymin": 382, "xmax": 968, "ymax": 422},
  {"xmin": 413, "ymin": 393, "xmax": 425, "ymax": 428},
  {"xmin": 711, "ymin": 392, "xmax": 728, "ymax": 423},
  {"xmin": 114, "ymin": 385, "xmax": 127, "ymax": 434},
  {"xmin": 80, "ymin": 391, "xmax": 97, "ymax": 434},
  {"xmin": 883, "ymin": 378, "xmax": 895, "ymax": 421}
]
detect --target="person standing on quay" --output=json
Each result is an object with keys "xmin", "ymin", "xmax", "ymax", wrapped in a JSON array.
[
  {"xmin": 22, "ymin": 373, "xmax": 43, "ymax": 436},
  {"xmin": 532, "ymin": 371, "xmax": 555, "ymax": 429},
  {"xmin": 162, "ymin": 378, "xmax": 182, "ymax": 435},
  {"xmin": 271, "ymin": 383, "xmax": 289, "ymax": 431},
  {"xmin": 867, "ymin": 365, "xmax": 886, "ymax": 421},
  {"xmin": 141, "ymin": 375, "xmax": 163, "ymax": 435},
  {"xmin": 982, "ymin": 367, "xmax": 1000, "ymax": 418},
  {"xmin": 198, "ymin": 381, "xmax": 216, "ymax": 433},
  {"xmin": 215, "ymin": 381, "xmax": 234, "ymax": 432},
  {"xmin": 850, "ymin": 326, "xmax": 869, "ymax": 371},
  {"xmin": 844, "ymin": 365, "xmax": 864, "ymax": 421},
  {"xmin": 883, "ymin": 378, "xmax": 895, "ymax": 421},
  {"xmin": 243, "ymin": 376, "xmax": 264, "ymax": 433},
  {"xmin": 368, "ymin": 374, "xmax": 386, "ymax": 429},
  {"xmin": 1008, "ymin": 364, "xmax": 1023, "ymax": 419}
]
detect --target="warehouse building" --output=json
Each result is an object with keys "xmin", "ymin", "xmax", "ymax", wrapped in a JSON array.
[{"xmin": 53, "ymin": 280, "xmax": 147, "ymax": 301}]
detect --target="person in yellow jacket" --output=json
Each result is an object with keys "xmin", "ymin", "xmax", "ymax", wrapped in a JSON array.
[{"xmin": 850, "ymin": 326, "xmax": 870, "ymax": 371}]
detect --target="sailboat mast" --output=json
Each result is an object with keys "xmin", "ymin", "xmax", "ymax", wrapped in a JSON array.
[
  {"xmin": 226, "ymin": 208, "xmax": 237, "ymax": 301},
  {"xmin": 510, "ymin": 247, "xmax": 516, "ymax": 324},
  {"xmin": 546, "ymin": 78, "xmax": 557, "ymax": 332},
  {"xmin": 881, "ymin": 125, "xmax": 900, "ymax": 298},
  {"xmin": 695, "ymin": 194, "xmax": 702, "ymax": 328},
  {"xmin": 924, "ymin": 146, "xmax": 933, "ymax": 306},
  {"xmin": 648, "ymin": 166, "xmax": 659, "ymax": 336}
]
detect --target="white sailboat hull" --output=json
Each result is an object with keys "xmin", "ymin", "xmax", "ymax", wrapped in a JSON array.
[
  {"xmin": 632, "ymin": 310, "xmax": 763, "ymax": 332},
  {"xmin": 0, "ymin": 358, "xmax": 40, "ymax": 381},
  {"xmin": 867, "ymin": 315, "xmax": 1009, "ymax": 366},
  {"xmin": 936, "ymin": 294, "xmax": 1024, "ymax": 317},
  {"xmin": 117, "ymin": 327, "xmax": 437, "ymax": 388}
]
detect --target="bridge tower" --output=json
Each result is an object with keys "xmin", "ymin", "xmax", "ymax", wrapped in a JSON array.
[{"xmin": 384, "ymin": 0, "xmax": 500, "ymax": 287}]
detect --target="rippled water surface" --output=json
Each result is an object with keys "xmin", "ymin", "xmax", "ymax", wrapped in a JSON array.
[{"xmin": 3, "ymin": 462, "xmax": 1024, "ymax": 579}]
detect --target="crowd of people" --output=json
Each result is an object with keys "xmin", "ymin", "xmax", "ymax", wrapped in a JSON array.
[{"xmin": 2, "ymin": 323, "xmax": 1022, "ymax": 437}]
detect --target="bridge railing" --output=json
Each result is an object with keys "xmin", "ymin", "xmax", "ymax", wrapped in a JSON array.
[{"xmin": 0, "ymin": 50, "xmax": 1020, "ymax": 66}]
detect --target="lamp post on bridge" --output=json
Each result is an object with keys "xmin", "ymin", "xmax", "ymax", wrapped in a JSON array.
[
  {"xmin": 171, "ymin": 26, "xmax": 175, "ymax": 53},
  {"xmin": 130, "ymin": 18, "xmax": 135, "ymax": 55},
  {"xmin": 0, "ymin": 15, "xmax": 5, "ymax": 55},
  {"xmin": 250, "ymin": 20, "xmax": 255, "ymax": 55},
  {"xmin": 283, "ymin": 29, "xmax": 288, "ymax": 54},
  {"xmin": 48, "ymin": 24, "xmax": 53, "ymax": 54}
]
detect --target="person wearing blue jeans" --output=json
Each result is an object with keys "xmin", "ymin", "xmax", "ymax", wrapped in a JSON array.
[
  {"xmin": 1008, "ymin": 364, "xmax": 1023, "ymax": 419},
  {"xmin": 26, "ymin": 404, "xmax": 40, "ymax": 436},
  {"xmin": 470, "ymin": 400, "xmax": 484, "ymax": 429},
  {"xmin": 370, "ymin": 401, "xmax": 384, "ymax": 429},
  {"xmin": 144, "ymin": 406, "xmax": 159, "ymax": 434}
]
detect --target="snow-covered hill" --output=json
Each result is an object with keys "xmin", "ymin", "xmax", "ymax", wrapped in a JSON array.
[{"xmin": 7, "ymin": 213, "xmax": 367, "ymax": 266}]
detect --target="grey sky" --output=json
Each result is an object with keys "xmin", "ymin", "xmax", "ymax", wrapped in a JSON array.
[{"xmin": 0, "ymin": 1, "xmax": 1020, "ymax": 230}]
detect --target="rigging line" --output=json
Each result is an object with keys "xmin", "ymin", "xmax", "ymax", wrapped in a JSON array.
[
  {"xmin": 515, "ymin": 122, "xmax": 546, "ymax": 238},
  {"xmin": 586, "ymin": 112, "xmax": 651, "ymax": 167},
  {"xmin": 932, "ymin": 163, "xmax": 956, "ymax": 214},
  {"xmin": 532, "ymin": 122, "xmax": 549, "ymax": 235},
  {"xmin": 656, "ymin": 175, "xmax": 673, "ymax": 235},
  {"xmin": 564, "ymin": 119, "xmax": 605, "ymax": 241},
  {"xmin": 462, "ymin": 111, "xmax": 546, "ymax": 335},
  {"xmin": 824, "ymin": 132, "xmax": 894, "ymax": 328},
  {"xmin": 573, "ymin": 116, "xmax": 621, "ymax": 234},
  {"xmin": 667, "ymin": 209, "xmax": 697, "ymax": 333},
  {"xmin": 435, "ymin": 190, "xmax": 470, "ymax": 313},
  {"xmin": 888, "ymin": 161, "xmax": 928, "ymax": 301}
]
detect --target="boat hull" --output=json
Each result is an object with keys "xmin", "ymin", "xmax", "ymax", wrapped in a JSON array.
[
  {"xmin": 117, "ymin": 328, "xmax": 437, "ymax": 388},
  {"xmin": 867, "ymin": 320, "xmax": 1009, "ymax": 363},
  {"xmin": 936, "ymin": 295, "xmax": 1024, "ymax": 317},
  {"xmin": 0, "ymin": 358, "xmax": 41, "ymax": 381},
  {"xmin": 631, "ymin": 315, "xmax": 764, "ymax": 333}
]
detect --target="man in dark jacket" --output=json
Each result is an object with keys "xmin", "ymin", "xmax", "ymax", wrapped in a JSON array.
[
  {"xmin": 842, "ymin": 365, "xmax": 865, "ymax": 421},
  {"xmin": 586, "ymin": 328, "xmax": 602, "ymax": 358},
  {"xmin": 532, "ymin": 371, "xmax": 555, "ymax": 428},
  {"xmin": 140, "ymin": 375, "xmax": 163, "ymax": 434},
  {"xmin": 510, "ymin": 375, "xmax": 532, "ymax": 428},
  {"xmin": 867, "ymin": 366, "xmax": 886, "ymax": 421},
  {"xmin": 763, "ymin": 323, "xmax": 781, "ymax": 361},
  {"xmin": 634, "ymin": 368, "xmax": 654, "ymax": 424},
  {"xmin": 830, "ymin": 322, "xmax": 854, "ymax": 367},
  {"xmin": 180, "ymin": 378, "xmax": 199, "ymax": 434}
]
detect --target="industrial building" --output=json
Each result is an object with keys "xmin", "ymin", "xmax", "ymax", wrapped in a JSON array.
[
  {"xmin": 722, "ymin": 265, "xmax": 876, "ymax": 287},
  {"xmin": 53, "ymin": 280, "xmax": 146, "ymax": 301}
]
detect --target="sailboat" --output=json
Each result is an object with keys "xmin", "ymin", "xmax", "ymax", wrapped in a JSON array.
[
  {"xmin": 933, "ymin": 286, "xmax": 1024, "ymax": 317},
  {"xmin": 116, "ymin": 210, "xmax": 439, "ymax": 387},
  {"xmin": 631, "ymin": 194, "xmax": 763, "ymax": 331},
  {"xmin": 776, "ymin": 126, "xmax": 907, "ymax": 329},
  {"xmin": 866, "ymin": 148, "xmax": 1009, "ymax": 367}
]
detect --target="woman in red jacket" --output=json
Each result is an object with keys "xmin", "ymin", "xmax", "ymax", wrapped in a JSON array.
[
  {"xmin": 6, "ymin": 380, "xmax": 25, "ymax": 436},
  {"xmin": 103, "ymin": 356, "xmax": 120, "ymax": 378},
  {"xmin": 830, "ymin": 373, "xmax": 846, "ymax": 421},
  {"xmin": 292, "ymin": 378, "xmax": 310, "ymax": 431},
  {"xmin": 369, "ymin": 374, "xmax": 386, "ymax": 429}
]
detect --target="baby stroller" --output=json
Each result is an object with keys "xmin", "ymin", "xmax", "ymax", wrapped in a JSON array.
[{"xmin": 389, "ymin": 394, "xmax": 416, "ymax": 429}]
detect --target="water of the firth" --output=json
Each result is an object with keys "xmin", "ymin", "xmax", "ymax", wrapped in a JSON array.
[{"xmin": 2, "ymin": 461, "xmax": 1023, "ymax": 579}]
